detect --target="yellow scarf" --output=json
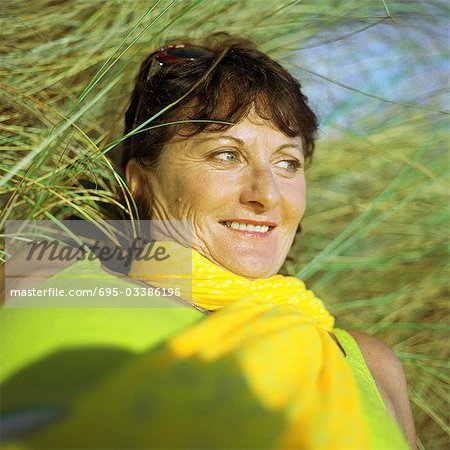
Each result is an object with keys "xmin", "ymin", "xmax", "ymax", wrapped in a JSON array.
[{"xmin": 130, "ymin": 242, "xmax": 371, "ymax": 449}]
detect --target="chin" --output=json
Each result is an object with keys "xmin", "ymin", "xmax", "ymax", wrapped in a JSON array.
[{"xmin": 223, "ymin": 255, "xmax": 281, "ymax": 279}]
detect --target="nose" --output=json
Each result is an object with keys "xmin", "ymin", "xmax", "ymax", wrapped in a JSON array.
[{"xmin": 239, "ymin": 165, "xmax": 281, "ymax": 211}]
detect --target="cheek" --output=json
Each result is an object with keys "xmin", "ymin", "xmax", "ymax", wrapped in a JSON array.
[
  {"xmin": 170, "ymin": 171, "xmax": 224, "ymax": 217},
  {"xmin": 283, "ymin": 181, "xmax": 306, "ymax": 223}
]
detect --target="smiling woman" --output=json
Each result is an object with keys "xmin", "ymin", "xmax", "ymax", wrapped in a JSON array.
[
  {"xmin": 121, "ymin": 32, "xmax": 415, "ymax": 448},
  {"xmin": 126, "ymin": 113, "xmax": 306, "ymax": 278},
  {"xmin": 1, "ymin": 32, "xmax": 416, "ymax": 449},
  {"xmin": 123, "ymin": 32, "xmax": 316, "ymax": 280}
]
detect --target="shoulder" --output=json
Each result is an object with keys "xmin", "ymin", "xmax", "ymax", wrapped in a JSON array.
[
  {"xmin": 347, "ymin": 330, "xmax": 402, "ymax": 378},
  {"xmin": 348, "ymin": 330, "xmax": 417, "ymax": 449},
  {"xmin": 1, "ymin": 243, "xmax": 78, "ymax": 304}
]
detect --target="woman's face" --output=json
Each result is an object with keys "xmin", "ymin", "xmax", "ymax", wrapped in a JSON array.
[{"xmin": 128, "ymin": 112, "xmax": 306, "ymax": 279}]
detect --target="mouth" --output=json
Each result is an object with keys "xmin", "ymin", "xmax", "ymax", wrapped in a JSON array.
[{"xmin": 220, "ymin": 220, "xmax": 276, "ymax": 235}]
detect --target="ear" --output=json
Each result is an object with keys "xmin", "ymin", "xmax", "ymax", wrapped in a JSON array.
[
  {"xmin": 125, "ymin": 159, "xmax": 147, "ymax": 197},
  {"xmin": 125, "ymin": 159, "xmax": 154, "ymax": 220}
]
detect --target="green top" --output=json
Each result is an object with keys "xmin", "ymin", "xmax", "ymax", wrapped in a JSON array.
[
  {"xmin": 1, "ymin": 258, "xmax": 408, "ymax": 449},
  {"xmin": 334, "ymin": 328, "xmax": 409, "ymax": 449},
  {"xmin": 1, "ymin": 257, "xmax": 202, "ymax": 383}
]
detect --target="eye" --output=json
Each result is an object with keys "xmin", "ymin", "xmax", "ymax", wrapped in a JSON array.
[
  {"xmin": 212, "ymin": 150, "xmax": 239, "ymax": 163},
  {"xmin": 275, "ymin": 159, "xmax": 302, "ymax": 172}
]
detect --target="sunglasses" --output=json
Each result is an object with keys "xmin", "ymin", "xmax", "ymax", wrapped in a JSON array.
[
  {"xmin": 131, "ymin": 43, "xmax": 223, "ymax": 131},
  {"xmin": 145, "ymin": 44, "xmax": 216, "ymax": 80}
]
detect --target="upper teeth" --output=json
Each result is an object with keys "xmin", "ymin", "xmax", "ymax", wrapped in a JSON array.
[{"xmin": 225, "ymin": 221, "xmax": 270, "ymax": 233}]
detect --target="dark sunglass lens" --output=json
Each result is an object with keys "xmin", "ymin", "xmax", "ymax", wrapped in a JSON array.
[{"xmin": 165, "ymin": 46, "xmax": 215, "ymax": 59}]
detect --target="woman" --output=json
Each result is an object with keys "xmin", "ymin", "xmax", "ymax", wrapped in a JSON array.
[
  {"xmin": 124, "ymin": 32, "xmax": 416, "ymax": 445},
  {"xmin": 1, "ymin": 33, "xmax": 415, "ymax": 449}
]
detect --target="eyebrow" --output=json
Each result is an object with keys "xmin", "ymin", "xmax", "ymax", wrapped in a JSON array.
[
  {"xmin": 197, "ymin": 135, "xmax": 303, "ymax": 152},
  {"xmin": 197, "ymin": 135, "xmax": 244, "ymax": 145}
]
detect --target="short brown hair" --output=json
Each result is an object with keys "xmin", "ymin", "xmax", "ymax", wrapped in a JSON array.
[{"xmin": 122, "ymin": 32, "xmax": 318, "ymax": 172}]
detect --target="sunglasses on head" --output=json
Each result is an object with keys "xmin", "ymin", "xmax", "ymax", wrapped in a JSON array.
[{"xmin": 146, "ymin": 44, "xmax": 216, "ymax": 80}]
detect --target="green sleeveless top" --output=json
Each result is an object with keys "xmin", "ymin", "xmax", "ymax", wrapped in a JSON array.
[
  {"xmin": 334, "ymin": 329, "xmax": 409, "ymax": 449},
  {"xmin": 1, "ymin": 258, "xmax": 409, "ymax": 449}
]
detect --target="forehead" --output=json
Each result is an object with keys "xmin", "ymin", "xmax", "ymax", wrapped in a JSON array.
[{"xmin": 170, "ymin": 112, "xmax": 303, "ymax": 148}]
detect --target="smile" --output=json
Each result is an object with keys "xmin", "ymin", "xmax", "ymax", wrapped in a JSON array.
[{"xmin": 221, "ymin": 221, "xmax": 275, "ymax": 234}]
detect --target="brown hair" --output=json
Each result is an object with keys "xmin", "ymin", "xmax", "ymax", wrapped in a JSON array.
[{"xmin": 122, "ymin": 32, "xmax": 318, "ymax": 172}]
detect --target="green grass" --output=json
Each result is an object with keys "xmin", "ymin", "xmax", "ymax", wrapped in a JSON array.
[{"xmin": 1, "ymin": 1, "xmax": 448, "ymax": 448}]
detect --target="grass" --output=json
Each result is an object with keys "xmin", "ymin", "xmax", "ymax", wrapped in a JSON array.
[{"xmin": 1, "ymin": 0, "xmax": 449, "ymax": 448}]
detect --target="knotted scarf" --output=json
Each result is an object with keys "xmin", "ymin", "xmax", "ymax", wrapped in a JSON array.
[{"xmin": 129, "ymin": 242, "xmax": 371, "ymax": 449}]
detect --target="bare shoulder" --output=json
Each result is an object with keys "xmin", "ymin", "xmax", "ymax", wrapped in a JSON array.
[
  {"xmin": 348, "ymin": 330, "xmax": 417, "ymax": 449},
  {"xmin": 1, "ymin": 243, "xmax": 77, "ymax": 304}
]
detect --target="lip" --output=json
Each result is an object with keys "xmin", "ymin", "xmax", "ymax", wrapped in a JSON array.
[{"xmin": 221, "ymin": 219, "xmax": 277, "ymax": 227}]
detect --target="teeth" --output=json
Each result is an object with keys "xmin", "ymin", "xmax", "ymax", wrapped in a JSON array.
[{"xmin": 224, "ymin": 221, "xmax": 270, "ymax": 233}]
